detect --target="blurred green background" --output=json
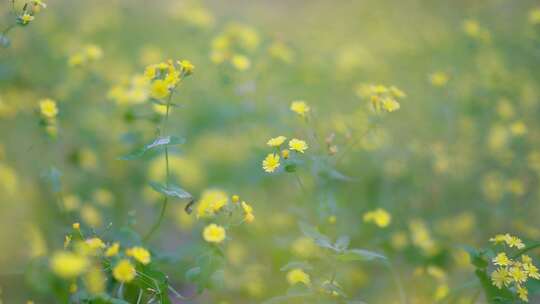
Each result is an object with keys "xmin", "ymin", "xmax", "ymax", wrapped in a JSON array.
[{"xmin": 1, "ymin": 0, "xmax": 540, "ymax": 303}]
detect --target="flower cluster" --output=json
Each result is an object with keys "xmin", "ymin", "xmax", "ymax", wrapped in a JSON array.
[
  {"xmin": 49, "ymin": 223, "xmax": 153, "ymax": 296},
  {"xmin": 489, "ymin": 234, "xmax": 539, "ymax": 302},
  {"xmin": 262, "ymin": 136, "xmax": 308, "ymax": 173},
  {"xmin": 355, "ymin": 84, "xmax": 405, "ymax": 113},
  {"xmin": 363, "ymin": 208, "xmax": 392, "ymax": 228},
  {"xmin": 16, "ymin": 0, "xmax": 47, "ymax": 26},
  {"xmin": 198, "ymin": 192, "xmax": 255, "ymax": 244},
  {"xmin": 210, "ymin": 23, "xmax": 259, "ymax": 70},
  {"xmin": 68, "ymin": 44, "xmax": 103, "ymax": 67}
]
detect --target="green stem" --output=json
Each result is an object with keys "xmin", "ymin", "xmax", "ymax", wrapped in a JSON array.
[
  {"xmin": 143, "ymin": 93, "xmax": 173, "ymax": 242},
  {"xmin": 511, "ymin": 242, "xmax": 540, "ymax": 259},
  {"xmin": 384, "ymin": 261, "xmax": 407, "ymax": 304}
]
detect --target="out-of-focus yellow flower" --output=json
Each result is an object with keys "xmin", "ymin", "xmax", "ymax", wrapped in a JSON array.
[
  {"xmin": 50, "ymin": 251, "xmax": 89, "ymax": 278},
  {"xmin": 93, "ymin": 188, "xmax": 114, "ymax": 206},
  {"xmin": 196, "ymin": 189, "xmax": 228, "ymax": 218},
  {"xmin": 241, "ymin": 201, "xmax": 255, "ymax": 223},
  {"xmin": 262, "ymin": 153, "xmax": 280, "ymax": 173},
  {"xmin": 363, "ymin": 208, "xmax": 391, "ymax": 228},
  {"xmin": 203, "ymin": 223, "xmax": 226, "ymax": 243},
  {"xmin": 231, "ymin": 54, "xmax": 251, "ymax": 70},
  {"xmin": 267, "ymin": 136, "xmax": 287, "ymax": 147},
  {"xmin": 105, "ymin": 242, "xmax": 119, "ymax": 257},
  {"xmin": 150, "ymin": 79, "xmax": 170, "ymax": 99},
  {"xmin": 288, "ymin": 139, "xmax": 308, "ymax": 153},
  {"xmin": 85, "ymin": 237, "xmax": 106, "ymax": 251},
  {"xmin": 291, "ymin": 237, "xmax": 318, "ymax": 258},
  {"xmin": 268, "ymin": 41, "xmax": 294, "ymax": 63},
  {"xmin": 178, "ymin": 60, "xmax": 195, "ymax": 75},
  {"xmin": 80, "ymin": 205, "xmax": 102, "ymax": 228},
  {"xmin": 39, "ymin": 98, "xmax": 58, "ymax": 118},
  {"xmin": 510, "ymin": 121, "xmax": 527, "ymax": 136},
  {"xmin": 85, "ymin": 266, "xmax": 105, "ymax": 295},
  {"xmin": 113, "ymin": 259, "xmax": 136, "ymax": 283},
  {"xmin": 126, "ymin": 247, "xmax": 151, "ymax": 265},
  {"xmin": 429, "ymin": 72, "xmax": 449, "ymax": 87},
  {"xmin": 286, "ymin": 268, "xmax": 310, "ymax": 286},
  {"xmin": 290, "ymin": 100, "xmax": 310, "ymax": 117},
  {"xmin": 529, "ymin": 8, "xmax": 540, "ymax": 25}
]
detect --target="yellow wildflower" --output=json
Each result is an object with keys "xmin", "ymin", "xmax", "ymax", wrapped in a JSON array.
[
  {"xmin": 491, "ymin": 267, "xmax": 510, "ymax": 289},
  {"xmin": 267, "ymin": 136, "xmax": 287, "ymax": 147},
  {"xmin": 262, "ymin": 153, "xmax": 280, "ymax": 173},
  {"xmin": 50, "ymin": 251, "xmax": 89, "ymax": 278},
  {"xmin": 290, "ymin": 100, "xmax": 310, "ymax": 117},
  {"xmin": 196, "ymin": 189, "xmax": 228, "ymax": 218},
  {"xmin": 288, "ymin": 139, "xmax": 308, "ymax": 153},
  {"xmin": 231, "ymin": 54, "xmax": 251, "ymax": 70},
  {"xmin": 105, "ymin": 242, "xmax": 120, "ymax": 257},
  {"xmin": 113, "ymin": 259, "xmax": 136, "ymax": 283},
  {"xmin": 286, "ymin": 268, "xmax": 310, "ymax": 286},
  {"xmin": 429, "ymin": 72, "xmax": 449, "ymax": 87},
  {"xmin": 39, "ymin": 98, "xmax": 58, "ymax": 118},
  {"xmin": 20, "ymin": 13, "xmax": 34, "ymax": 25},
  {"xmin": 126, "ymin": 247, "xmax": 151, "ymax": 265},
  {"xmin": 178, "ymin": 60, "xmax": 195, "ymax": 75},
  {"xmin": 363, "ymin": 208, "xmax": 391, "ymax": 228},
  {"xmin": 492, "ymin": 252, "xmax": 510, "ymax": 266},
  {"xmin": 203, "ymin": 223, "xmax": 226, "ymax": 243},
  {"xmin": 150, "ymin": 79, "xmax": 170, "ymax": 99}
]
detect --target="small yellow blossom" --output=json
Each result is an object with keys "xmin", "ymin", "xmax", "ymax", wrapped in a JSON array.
[
  {"xmin": 150, "ymin": 79, "xmax": 170, "ymax": 99},
  {"xmin": 492, "ymin": 252, "xmax": 510, "ymax": 266},
  {"xmin": 267, "ymin": 136, "xmax": 287, "ymax": 147},
  {"xmin": 288, "ymin": 139, "xmax": 308, "ymax": 153},
  {"xmin": 113, "ymin": 259, "xmax": 136, "ymax": 283},
  {"xmin": 517, "ymin": 285, "xmax": 528, "ymax": 302},
  {"xmin": 19, "ymin": 13, "xmax": 34, "ymax": 25},
  {"xmin": 281, "ymin": 149, "xmax": 290, "ymax": 159},
  {"xmin": 39, "ymin": 98, "xmax": 58, "ymax": 118},
  {"xmin": 363, "ymin": 208, "xmax": 391, "ymax": 228},
  {"xmin": 50, "ymin": 251, "xmax": 89, "ymax": 278},
  {"xmin": 203, "ymin": 223, "xmax": 226, "ymax": 243},
  {"xmin": 178, "ymin": 60, "xmax": 195, "ymax": 75},
  {"xmin": 262, "ymin": 153, "xmax": 280, "ymax": 173},
  {"xmin": 105, "ymin": 242, "xmax": 119, "ymax": 257},
  {"xmin": 231, "ymin": 54, "xmax": 251, "ymax": 70},
  {"xmin": 491, "ymin": 267, "xmax": 511, "ymax": 289},
  {"xmin": 290, "ymin": 100, "xmax": 310, "ymax": 117},
  {"xmin": 85, "ymin": 237, "xmax": 106, "ymax": 251},
  {"xmin": 529, "ymin": 8, "xmax": 540, "ymax": 25},
  {"xmin": 126, "ymin": 247, "xmax": 151, "ymax": 265},
  {"xmin": 429, "ymin": 72, "xmax": 449, "ymax": 87},
  {"xmin": 232, "ymin": 194, "xmax": 240, "ymax": 203},
  {"xmin": 286, "ymin": 268, "xmax": 310, "ymax": 286},
  {"xmin": 72, "ymin": 222, "xmax": 80, "ymax": 230}
]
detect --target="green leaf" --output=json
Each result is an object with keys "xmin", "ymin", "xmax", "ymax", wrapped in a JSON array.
[
  {"xmin": 336, "ymin": 248, "xmax": 387, "ymax": 262},
  {"xmin": 298, "ymin": 222, "xmax": 334, "ymax": 250},
  {"xmin": 149, "ymin": 182, "xmax": 192, "ymax": 200},
  {"xmin": 334, "ymin": 235, "xmax": 350, "ymax": 252},
  {"xmin": 119, "ymin": 136, "xmax": 185, "ymax": 160},
  {"xmin": 285, "ymin": 164, "xmax": 297, "ymax": 172}
]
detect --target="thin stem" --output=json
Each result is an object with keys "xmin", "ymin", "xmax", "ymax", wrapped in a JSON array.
[
  {"xmin": 136, "ymin": 289, "xmax": 143, "ymax": 304},
  {"xmin": 511, "ymin": 242, "xmax": 540, "ymax": 259},
  {"xmin": 384, "ymin": 261, "xmax": 407, "ymax": 304},
  {"xmin": 294, "ymin": 172, "xmax": 307, "ymax": 194},
  {"xmin": 143, "ymin": 93, "xmax": 173, "ymax": 242}
]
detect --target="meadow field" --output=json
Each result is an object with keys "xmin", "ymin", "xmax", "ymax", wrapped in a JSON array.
[{"xmin": 1, "ymin": 0, "xmax": 540, "ymax": 303}]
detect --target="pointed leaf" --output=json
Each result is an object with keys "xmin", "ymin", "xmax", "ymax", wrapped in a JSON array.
[
  {"xmin": 337, "ymin": 248, "xmax": 386, "ymax": 262},
  {"xmin": 119, "ymin": 136, "xmax": 185, "ymax": 160},
  {"xmin": 149, "ymin": 182, "xmax": 192, "ymax": 200}
]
